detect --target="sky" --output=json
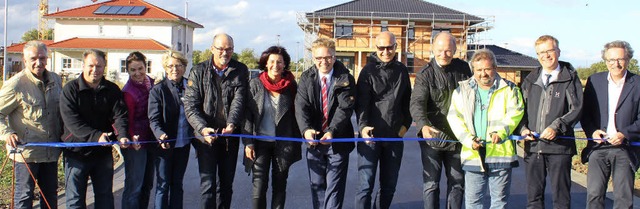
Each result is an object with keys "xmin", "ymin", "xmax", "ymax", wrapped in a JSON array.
[{"xmin": 1, "ymin": 0, "xmax": 638, "ymax": 68}]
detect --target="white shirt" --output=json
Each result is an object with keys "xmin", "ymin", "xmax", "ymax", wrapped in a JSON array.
[
  {"xmin": 542, "ymin": 65, "xmax": 561, "ymax": 86},
  {"xmin": 606, "ymin": 71, "xmax": 627, "ymax": 137}
]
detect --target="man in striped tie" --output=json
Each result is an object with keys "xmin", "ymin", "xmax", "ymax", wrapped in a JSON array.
[{"xmin": 295, "ymin": 37, "xmax": 356, "ymax": 209}]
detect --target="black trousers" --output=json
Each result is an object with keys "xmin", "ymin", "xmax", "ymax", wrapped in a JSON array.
[
  {"xmin": 524, "ymin": 153, "xmax": 572, "ymax": 209},
  {"xmin": 252, "ymin": 140, "xmax": 292, "ymax": 209}
]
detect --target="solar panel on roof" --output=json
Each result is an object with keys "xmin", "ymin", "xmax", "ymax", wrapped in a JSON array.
[
  {"xmin": 117, "ymin": 6, "xmax": 134, "ymax": 15},
  {"xmin": 93, "ymin": 5, "xmax": 111, "ymax": 14},
  {"xmin": 104, "ymin": 6, "xmax": 123, "ymax": 14},
  {"xmin": 129, "ymin": 6, "xmax": 146, "ymax": 15}
]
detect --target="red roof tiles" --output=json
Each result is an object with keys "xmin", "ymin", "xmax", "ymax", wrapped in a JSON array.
[
  {"xmin": 45, "ymin": 0, "xmax": 203, "ymax": 28},
  {"xmin": 47, "ymin": 37, "xmax": 170, "ymax": 51}
]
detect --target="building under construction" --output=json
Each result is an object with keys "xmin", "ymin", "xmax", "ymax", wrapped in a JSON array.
[{"xmin": 297, "ymin": 0, "xmax": 493, "ymax": 79}]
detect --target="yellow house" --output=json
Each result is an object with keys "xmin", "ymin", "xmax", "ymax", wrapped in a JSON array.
[{"xmin": 297, "ymin": 0, "xmax": 492, "ymax": 80}]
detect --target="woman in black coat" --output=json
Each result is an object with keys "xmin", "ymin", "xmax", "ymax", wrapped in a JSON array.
[
  {"xmin": 147, "ymin": 51, "xmax": 193, "ymax": 209},
  {"xmin": 243, "ymin": 46, "xmax": 302, "ymax": 209}
]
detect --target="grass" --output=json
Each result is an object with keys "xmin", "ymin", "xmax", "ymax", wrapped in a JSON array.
[{"xmin": 0, "ymin": 143, "xmax": 65, "ymax": 207}]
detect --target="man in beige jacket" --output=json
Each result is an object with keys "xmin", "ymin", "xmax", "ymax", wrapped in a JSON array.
[{"xmin": 0, "ymin": 41, "xmax": 63, "ymax": 209}]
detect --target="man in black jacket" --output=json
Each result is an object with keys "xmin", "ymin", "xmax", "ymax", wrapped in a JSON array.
[
  {"xmin": 183, "ymin": 33, "xmax": 249, "ymax": 209},
  {"xmin": 60, "ymin": 49, "xmax": 130, "ymax": 209},
  {"xmin": 295, "ymin": 38, "xmax": 356, "ymax": 209},
  {"xmin": 519, "ymin": 35, "xmax": 583, "ymax": 209},
  {"xmin": 409, "ymin": 31, "xmax": 469, "ymax": 209},
  {"xmin": 355, "ymin": 31, "xmax": 412, "ymax": 209}
]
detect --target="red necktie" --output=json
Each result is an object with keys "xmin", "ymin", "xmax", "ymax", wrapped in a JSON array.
[{"xmin": 321, "ymin": 77, "xmax": 329, "ymax": 131}]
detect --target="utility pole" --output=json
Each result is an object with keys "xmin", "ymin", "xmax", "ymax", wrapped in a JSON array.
[{"xmin": 3, "ymin": 0, "xmax": 8, "ymax": 81}]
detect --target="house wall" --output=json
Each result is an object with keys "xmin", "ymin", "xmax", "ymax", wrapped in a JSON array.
[{"xmin": 54, "ymin": 20, "xmax": 174, "ymax": 46}]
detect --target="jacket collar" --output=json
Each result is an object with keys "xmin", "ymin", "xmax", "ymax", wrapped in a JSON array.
[
  {"xmin": 23, "ymin": 69, "xmax": 50, "ymax": 86},
  {"xmin": 78, "ymin": 73, "xmax": 106, "ymax": 91},
  {"xmin": 526, "ymin": 61, "xmax": 575, "ymax": 85},
  {"xmin": 366, "ymin": 53, "xmax": 400, "ymax": 69}
]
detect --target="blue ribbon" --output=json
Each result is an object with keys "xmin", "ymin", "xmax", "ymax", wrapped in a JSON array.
[{"xmin": 17, "ymin": 132, "xmax": 640, "ymax": 147}]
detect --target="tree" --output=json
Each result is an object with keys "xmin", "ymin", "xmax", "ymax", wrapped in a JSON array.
[
  {"xmin": 191, "ymin": 49, "xmax": 212, "ymax": 65},
  {"xmin": 237, "ymin": 48, "xmax": 258, "ymax": 69},
  {"xmin": 21, "ymin": 28, "xmax": 53, "ymax": 42},
  {"xmin": 577, "ymin": 59, "xmax": 638, "ymax": 80}
]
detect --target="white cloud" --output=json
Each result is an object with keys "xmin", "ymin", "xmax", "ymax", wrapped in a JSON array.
[
  {"xmin": 267, "ymin": 10, "xmax": 297, "ymax": 22},
  {"xmin": 193, "ymin": 27, "xmax": 228, "ymax": 48},
  {"xmin": 251, "ymin": 35, "xmax": 268, "ymax": 44},
  {"xmin": 213, "ymin": 1, "xmax": 249, "ymax": 17}
]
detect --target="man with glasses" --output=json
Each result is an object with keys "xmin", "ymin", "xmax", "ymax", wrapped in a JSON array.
[
  {"xmin": 355, "ymin": 31, "xmax": 412, "ymax": 209},
  {"xmin": 184, "ymin": 33, "xmax": 249, "ymax": 209},
  {"xmin": 519, "ymin": 35, "xmax": 582, "ymax": 209},
  {"xmin": 410, "ymin": 31, "xmax": 469, "ymax": 209},
  {"xmin": 581, "ymin": 41, "xmax": 638, "ymax": 209},
  {"xmin": 295, "ymin": 37, "xmax": 356, "ymax": 209}
]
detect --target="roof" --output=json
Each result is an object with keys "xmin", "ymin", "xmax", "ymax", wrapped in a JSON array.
[
  {"xmin": 6, "ymin": 40, "xmax": 55, "ymax": 53},
  {"xmin": 467, "ymin": 44, "xmax": 539, "ymax": 68},
  {"xmin": 48, "ymin": 37, "xmax": 169, "ymax": 51},
  {"xmin": 45, "ymin": 0, "xmax": 203, "ymax": 28},
  {"xmin": 308, "ymin": 0, "xmax": 483, "ymax": 23}
]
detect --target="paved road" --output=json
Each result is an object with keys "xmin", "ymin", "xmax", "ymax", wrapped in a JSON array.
[{"xmin": 51, "ymin": 123, "xmax": 635, "ymax": 208}]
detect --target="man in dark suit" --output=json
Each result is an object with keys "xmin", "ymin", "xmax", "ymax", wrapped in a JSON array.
[
  {"xmin": 581, "ymin": 40, "xmax": 639, "ymax": 209},
  {"xmin": 295, "ymin": 37, "xmax": 356, "ymax": 209}
]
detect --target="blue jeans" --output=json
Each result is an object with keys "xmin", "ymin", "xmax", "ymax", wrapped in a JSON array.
[
  {"xmin": 464, "ymin": 168, "xmax": 512, "ymax": 209},
  {"xmin": 355, "ymin": 141, "xmax": 403, "ymax": 209},
  {"xmin": 306, "ymin": 145, "xmax": 350, "ymax": 209},
  {"xmin": 419, "ymin": 143, "xmax": 464, "ymax": 209},
  {"xmin": 154, "ymin": 145, "xmax": 191, "ymax": 209},
  {"xmin": 586, "ymin": 148, "xmax": 634, "ymax": 209},
  {"xmin": 192, "ymin": 137, "xmax": 239, "ymax": 209},
  {"xmin": 64, "ymin": 153, "xmax": 114, "ymax": 209},
  {"xmin": 14, "ymin": 161, "xmax": 58, "ymax": 209},
  {"xmin": 122, "ymin": 148, "xmax": 155, "ymax": 209}
]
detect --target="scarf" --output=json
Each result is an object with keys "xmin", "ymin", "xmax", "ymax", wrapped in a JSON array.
[{"xmin": 259, "ymin": 71, "xmax": 295, "ymax": 94}]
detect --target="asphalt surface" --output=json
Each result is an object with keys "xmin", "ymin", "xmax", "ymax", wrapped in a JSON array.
[{"xmin": 49, "ymin": 123, "xmax": 636, "ymax": 209}]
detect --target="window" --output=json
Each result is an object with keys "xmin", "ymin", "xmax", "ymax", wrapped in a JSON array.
[
  {"xmin": 146, "ymin": 60, "xmax": 152, "ymax": 73},
  {"xmin": 407, "ymin": 26, "xmax": 415, "ymax": 40},
  {"xmin": 120, "ymin": 59, "xmax": 126, "ymax": 73},
  {"xmin": 99, "ymin": 22, "xmax": 104, "ymax": 35},
  {"xmin": 381, "ymin": 21, "xmax": 388, "ymax": 32},
  {"xmin": 127, "ymin": 22, "xmax": 132, "ymax": 35},
  {"xmin": 406, "ymin": 54, "xmax": 414, "ymax": 72},
  {"xmin": 335, "ymin": 23, "xmax": 353, "ymax": 38},
  {"xmin": 62, "ymin": 58, "xmax": 72, "ymax": 68}
]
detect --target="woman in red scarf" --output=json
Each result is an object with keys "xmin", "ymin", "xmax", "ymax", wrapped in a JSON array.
[{"xmin": 243, "ymin": 46, "xmax": 302, "ymax": 209}]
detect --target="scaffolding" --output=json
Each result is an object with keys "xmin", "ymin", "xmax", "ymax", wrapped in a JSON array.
[{"xmin": 296, "ymin": 11, "xmax": 494, "ymax": 72}]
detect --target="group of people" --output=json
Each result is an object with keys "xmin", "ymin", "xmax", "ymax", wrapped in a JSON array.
[{"xmin": 0, "ymin": 30, "xmax": 637, "ymax": 209}]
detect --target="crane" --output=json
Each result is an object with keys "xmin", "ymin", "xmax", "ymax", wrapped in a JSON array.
[{"xmin": 38, "ymin": 0, "xmax": 48, "ymax": 40}]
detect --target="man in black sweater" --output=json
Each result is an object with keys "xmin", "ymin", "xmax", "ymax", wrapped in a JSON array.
[
  {"xmin": 60, "ymin": 49, "xmax": 130, "ymax": 209},
  {"xmin": 355, "ymin": 31, "xmax": 412, "ymax": 209}
]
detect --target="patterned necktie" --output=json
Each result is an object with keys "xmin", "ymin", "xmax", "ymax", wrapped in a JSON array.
[
  {"xmin": 544, "ymin": 74, "xmax": 552, "ymax": 88},
  {"xmin": 321, "ymin": 77, "xmax": 329, "ymax": 131}
]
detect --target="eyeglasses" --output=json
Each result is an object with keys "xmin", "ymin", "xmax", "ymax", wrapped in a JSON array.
[
  {"xmin": 605, "ymin": 58, "xmax": 627, "ymax": 64},
  {"xmin": 314, "ymin": 56, "xmax": 334, "ymax": 62},
  {"xmin": 536, "ymin": 48, "xmax": 557, "ymax": 56},
  {"xmin": 376, "ymin": 43, "xmax": 396, "ymax": 51},
  {"xmin": 213, "ymin": 46, "xmax": 234, "ymax": 53},
  {"xmin": 166, "ymin": 64, "xmax": 184, "ymax": 69}
]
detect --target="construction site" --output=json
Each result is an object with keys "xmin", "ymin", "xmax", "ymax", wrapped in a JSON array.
[{"xmin": 297, "ymin": 2, "xmax": 494, "ymax": 80}]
